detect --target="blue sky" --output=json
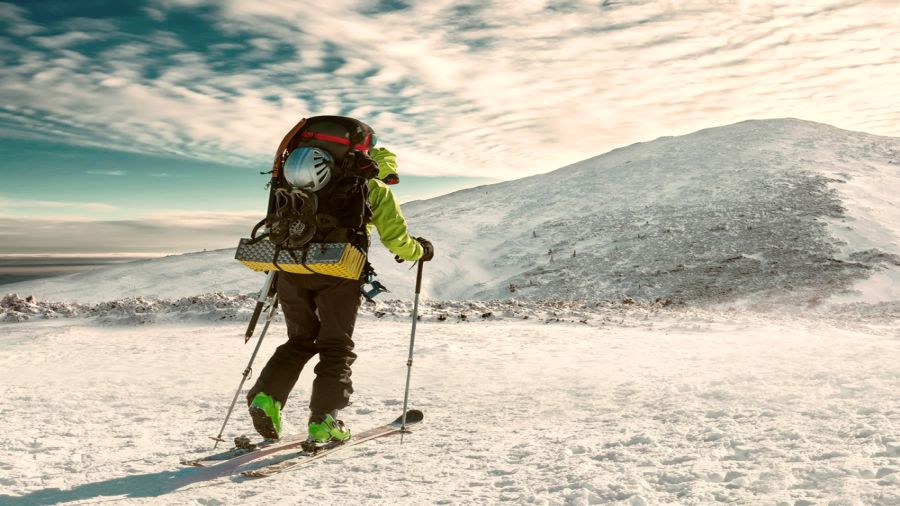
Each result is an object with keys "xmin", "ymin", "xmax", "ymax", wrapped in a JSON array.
[{"xmin": 1, "ymin": 0, "xmax": 899, "ymax": 254}]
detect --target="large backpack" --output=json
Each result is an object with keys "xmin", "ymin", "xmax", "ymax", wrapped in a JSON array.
[{"xmin": 249, "ymin": 116, "xmax": 378, "ymax": 252}]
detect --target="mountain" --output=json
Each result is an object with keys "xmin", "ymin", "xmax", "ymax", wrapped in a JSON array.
[
  {"xmin": 373, "ymin": 118, "xmax": 900, "ymax": 304},
  {"xmin": 5, "ymin": 118, "xmax": 899, "ymax": 305}
]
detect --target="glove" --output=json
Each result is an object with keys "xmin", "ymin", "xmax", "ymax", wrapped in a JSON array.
[
  {"xmin": 354, "ymin": 151, "xmax": 379, "ymax": 179},
  {"xmin": 416, "ymin": 237, "xmax": 434, "ymax": 262}
]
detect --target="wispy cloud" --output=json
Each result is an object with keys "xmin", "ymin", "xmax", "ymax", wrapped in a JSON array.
[
  {"xmin": 85, "ymin": 170, "xmax": 126, "ymax": 176},
  {"xmin": 0, "ymin": 2, "xmax": 41, "ymax": 36},
  {"xmin": 0, "ymin": 252, "xmax": 165, "ymax": 258},
  {"xmin": 31, "ymin": 31, "xmax": 99, "ymax": 49},
  {"xmin": 0, "ymin": 210, "xmax": 260, "ymax": 254},
  {"xmin": 0, "ymin": 0, "xmax": 898, "ymax": 180},
  {"xmin": 0, "ymin": 197, "xmax": 117, "ymax": 212}
]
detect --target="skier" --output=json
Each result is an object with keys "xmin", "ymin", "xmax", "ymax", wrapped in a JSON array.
[{"xmin": 245, "ymin": 144, "xmax": 434, "ymax": 444}]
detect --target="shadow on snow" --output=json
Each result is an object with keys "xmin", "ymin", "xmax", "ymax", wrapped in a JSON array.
[{"xmin": 0, "ymin": 460, "xmax": 261, "ymax": 505}]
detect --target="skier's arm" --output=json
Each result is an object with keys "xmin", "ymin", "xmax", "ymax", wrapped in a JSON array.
[
  {"xmin": 370, "ymin": 147, "xmax": 398, "ymax": 179},
  {"xmin": 368, "ymin": 179, "xmax": 424, "ymax": 261}
]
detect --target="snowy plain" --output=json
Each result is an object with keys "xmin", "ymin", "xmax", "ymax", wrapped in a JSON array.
[
  {"xmin": 1, "ymin": 310, "xmax": 899, "ymax": 505},
  {"xmin": 2, "ymin": 119, "xmax": 900, "ymax": 505}
]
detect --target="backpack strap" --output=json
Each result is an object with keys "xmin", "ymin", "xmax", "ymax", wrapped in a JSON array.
[{"xmin": 299, "ymin": 131, "xmax": 373, "ymax": 152}]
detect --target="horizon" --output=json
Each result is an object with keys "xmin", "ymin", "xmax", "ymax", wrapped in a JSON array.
[{"xmin": 2, "ymin": 0, "xmax": 899, "ymax": 255}]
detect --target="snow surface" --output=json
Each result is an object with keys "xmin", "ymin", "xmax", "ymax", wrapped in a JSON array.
[
  {"xmin": 2, "ymin": 119, "xmax": 900, "ymax": 505},
  {"xmin": 1, "ymin": 311, "xmax": 899, "ymax": 505}
]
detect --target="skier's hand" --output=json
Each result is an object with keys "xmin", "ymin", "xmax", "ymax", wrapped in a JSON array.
[
  {"xmin": 354, "ymin": 150, "xmax": 379, "ymax": 179},
  {"xmin": 394, "ymin": 255, "xmax": 404, "ymax": 263},
  {"xmin": 416, "ymin": 237, "xmax": 434, "ymax": 261}
]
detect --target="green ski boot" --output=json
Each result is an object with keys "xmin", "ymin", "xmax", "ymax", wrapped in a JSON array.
[
  {"xmin": 307, "ymin": 412, "xmax": 351, "ymax": 444},
  {"xmin": 249, "ymin": 392, "xmax": 282, "ymax": 440}
]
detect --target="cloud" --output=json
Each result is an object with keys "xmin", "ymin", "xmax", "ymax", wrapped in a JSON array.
[
  {"xmin": 0, "ymin": 197, "xmax": 117, "ymax": 212},
  {"xmin": 143, "ymin": 6, "xmax": 167, "ymax": 22},
  {"xmin": 0, "ymin": 2, "xmax": 42, "ymax": 36},
  {"xmin": 59, "ymin": 17, "xmax": 120, "ymax": 32},
  {"xmin": 0, "ymin": 252, "xmax": 163, "ymax": 258},
  {"xmin": 0, "ymin": 211, "xmax": 260, "ymax": 254},
  {"xmin": 85, "ymin": 170, "xmax": 126, "ymax": 176},
  {"xmin": 31, "ymin": 31, "xmax": 101, "ymax": 49},
  {"xmin": 142, "ymin": 210, "xmax": 261, "ymax": 228},
  {"xmin": 0, "ymin": 0, "xmax": 898, "ymax": 181}
]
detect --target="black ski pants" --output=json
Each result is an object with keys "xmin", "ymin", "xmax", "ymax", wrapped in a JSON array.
[{"xmin": 248, "ymin": 272, "xmax": 361, "ymax": 416}]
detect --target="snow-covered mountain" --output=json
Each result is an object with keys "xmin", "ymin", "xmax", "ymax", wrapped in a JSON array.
[
  {"xmin": 3, "ymin": 120, "xmax": 900, "ymax": 506},
  {"xmin": 379, "ymin": 118, "xmax": 900, "ymax": 304},
  {"xmin": 5, "ymin": 118, "xmax": 899, "ymax": 305}
]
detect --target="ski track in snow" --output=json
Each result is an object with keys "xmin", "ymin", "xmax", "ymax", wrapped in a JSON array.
[{"xmin": 1, "ymin": 314, "xmax": 899, "ymax": 505}]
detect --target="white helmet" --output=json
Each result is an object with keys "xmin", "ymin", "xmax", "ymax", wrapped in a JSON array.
[{"xmin": 283, "ymin": 147, "xmax": 333, "ymax": 191}]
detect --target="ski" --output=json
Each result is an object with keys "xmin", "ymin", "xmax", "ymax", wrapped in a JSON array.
[
  {"xmin": 241, "ymin": 409, "xmax": 424, "ymax": 478},
  {"xmin": 180, "ymin": 432, "xmax": 309, "ymax": 467}
]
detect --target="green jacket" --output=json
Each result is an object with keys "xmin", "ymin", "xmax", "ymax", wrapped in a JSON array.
[
  {"xmin": 370, "ymin": 147, "xmax": 397, "ymax": 181},
  {"xmin": 367, "ymin": 148, "xmax": 422, "ymax": 261}
]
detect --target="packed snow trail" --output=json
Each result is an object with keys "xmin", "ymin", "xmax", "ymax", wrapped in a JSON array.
[{"xmin": 0, "ymin": 314, "xmax": 898, "ymax": 505}]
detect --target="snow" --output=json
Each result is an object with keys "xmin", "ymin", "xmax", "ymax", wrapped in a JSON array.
[
  {"xmin": 2, "ymin": 118, "xmax": 900, "ymax": 504},
  {"xmin": 0, "ymin": 249, "xmax": 261, "ymax": 304},
  {"xmin": 372, "ymin": 119, "xmax": 900, "ymax": 304},
  {"xmin": 1, "ymin": 312, "xmax": 898, "ymax": 504}
]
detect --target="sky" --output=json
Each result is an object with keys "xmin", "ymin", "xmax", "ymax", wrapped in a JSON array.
[{"xmin": 1, "ymin": 0, "xmax": 899, "ymax": 255}]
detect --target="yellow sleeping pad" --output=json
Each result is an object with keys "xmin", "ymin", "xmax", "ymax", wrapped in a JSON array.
[{"xmin": 235, "ymin": 238, "xmax": 365, "ymax": 280}]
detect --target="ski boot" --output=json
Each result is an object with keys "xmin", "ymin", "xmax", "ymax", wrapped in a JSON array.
[
  {"xmin": 248, "ymin": 392, "xmax": 282, "ymax": 440},
  {"xmin": 307, "ymin": 411, "xmax": 351, "ymax": 446}
]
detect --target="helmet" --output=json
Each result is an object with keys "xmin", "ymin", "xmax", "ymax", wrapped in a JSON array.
[{"xmin": 283, "ymin": 147, "xmax": 333, "ymax": 191}]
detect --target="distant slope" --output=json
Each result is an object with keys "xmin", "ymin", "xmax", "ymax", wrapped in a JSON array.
[
  {"xmin": 373, "ymin": 118, "xmax": 900, "ymax": 303},
  {"xmin": 0, "ymin": 249, "xmax": 265, "ymax": 304},
  {"xmin": 5, "ymin": 119, "xmax": 899, "ymax": 304}
]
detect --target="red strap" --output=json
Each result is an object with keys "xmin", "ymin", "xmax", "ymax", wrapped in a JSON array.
[
  {"xmin": 300, "ymin": 131, "xmax": 371, "ymax": 153},
  {"xmin": 358, "ymin": 134, "xmax": 372, "ymax": 152},
  {"xmin": 301, "ymin": 131, "xmax": 349, "ymax": 145}
]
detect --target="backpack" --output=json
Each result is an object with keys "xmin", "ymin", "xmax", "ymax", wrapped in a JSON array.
[
  {"xmin": 249, "ymin": 116, "xmax": 378, "ymax": 251},
  {"xmin": 237, "ymin": 116, "xmax": 379, "ymax": 279}
]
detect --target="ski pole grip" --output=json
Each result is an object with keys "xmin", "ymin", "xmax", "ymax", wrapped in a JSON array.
[{"xmin": 414, "ymin": 260, "xmax": 424, "ymax": 295}]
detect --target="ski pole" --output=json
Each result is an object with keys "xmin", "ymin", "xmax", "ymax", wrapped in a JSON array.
[
  {"xmin": 245, "ymin": 271, "xmax": 277, "ymax": 343},
  {"xmin": 211, "ymin": 292, "xmax": 280, "ymax": 449},
  {"xmin": 400, "ymin": 260, "xmax": 424, "ymax": 442}
]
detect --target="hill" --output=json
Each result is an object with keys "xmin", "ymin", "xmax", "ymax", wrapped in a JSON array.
[{"xmin": 5, "ymin": 118, "xmax": 899, "ymax": 305}]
